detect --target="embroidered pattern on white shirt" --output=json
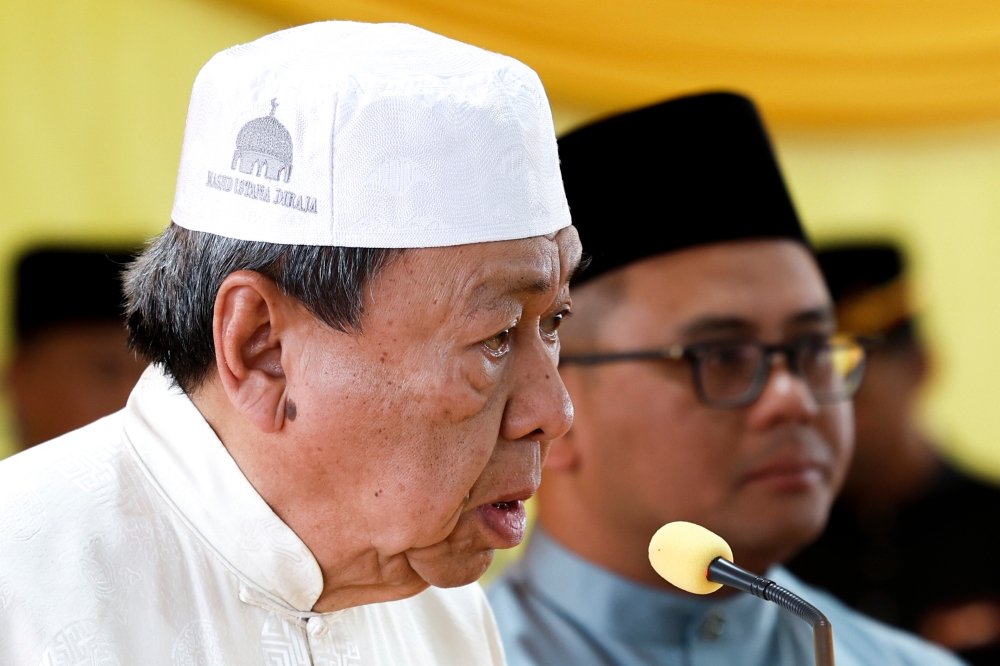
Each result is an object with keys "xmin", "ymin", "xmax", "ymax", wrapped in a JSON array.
[
  {"xmin": 261, "ymin": 613, "xmax": 312, "ymax": 666},
  {"xmin": 41, "ymin": 620, "xmax": 120, "ymax": 666},
  {"xmin": 0, "ymin": 492, "xmax": 45, "ymax": 541},
  {"xmin": 171, "ymin": 621, "xmax": 226, "ymax": 666},
  {"xmin": 81, "ymin": 537, "xmax": 143, "ymax": 626},
  {"xmin": 58, "ymin": 447, "xmax": 118, "ymax": 499}
]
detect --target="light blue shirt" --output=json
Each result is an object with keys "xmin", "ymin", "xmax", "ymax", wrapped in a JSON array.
[{"xmin": 488, "ymin": 529, "xmax": 965, "ymax": 666}]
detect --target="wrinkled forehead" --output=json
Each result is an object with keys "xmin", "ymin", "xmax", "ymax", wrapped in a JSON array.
[
  {"xmin": 464, "ymin": 232, "xmax": 580, "ymax": 309},
  {"xmin": 392, "ymin": 230, "xmax": 580, "ymax": 317},
  {"xmin": 615, "ymin": 240, "xmax": 832, "ymax": 340}
]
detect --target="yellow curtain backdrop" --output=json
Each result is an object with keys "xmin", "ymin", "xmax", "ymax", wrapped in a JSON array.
[
  {"xmin": 779, "ymin": 126, "xmax": 1000, "ymax": 480},
  {"xmin": 4, "ymin": 0, "xmax": 1000, "ymax": 490},
  {"xmin": 229, "ymin": 0, "xmax": 1000, "ymax": 129},
  {"xmin": 0, "ymin": 0, "xmax": 287, "ymax": 458}
]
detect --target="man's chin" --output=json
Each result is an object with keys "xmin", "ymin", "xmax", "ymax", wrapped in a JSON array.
[
  {"xmin": 406, "ymin": 547, "xmax": 495, "ymax": 588},
  {"xmin": 720, "ymin": 499, "xmax": 832, "ymax": 569},
  {"xmin": 403, "ymin": 506, "xmax": 523, "ymax": 587}
]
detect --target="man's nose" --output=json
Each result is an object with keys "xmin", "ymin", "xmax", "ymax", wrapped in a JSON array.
[
  {"xmin": 499, "ymin": 338, "xmax": 574, "ymax": 442},
  {"xmin": 746, "ymin": 356, "xmax": 820, "ymax": 430}
]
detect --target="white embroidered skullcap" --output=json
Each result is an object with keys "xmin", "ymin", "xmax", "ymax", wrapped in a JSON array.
[{"xmin": 171, "ymin": 21, "xmax": 571, "ymax": 248}]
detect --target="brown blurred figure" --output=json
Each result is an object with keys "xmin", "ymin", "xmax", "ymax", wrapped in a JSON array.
[
  {"xmin": 788, "ymin": 242, "xmax": 1000, "ymax": 664},
  {"xmin": 6, "ymin": 249, "xmax": 147, "ymax": 450}
]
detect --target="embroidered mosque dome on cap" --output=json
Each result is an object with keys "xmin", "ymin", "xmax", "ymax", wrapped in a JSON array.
[
  {"xmin": 172, "ymin": 21, "xmax": 571, "ymax": 248},
  {"xmin": 232, "ymin": 99, "xmax": 293, "ymax": 183}
]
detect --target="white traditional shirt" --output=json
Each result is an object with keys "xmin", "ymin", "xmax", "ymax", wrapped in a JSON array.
[{"xmin": 0, "ymin": 366, "xmax": 506, "ymax": 666}]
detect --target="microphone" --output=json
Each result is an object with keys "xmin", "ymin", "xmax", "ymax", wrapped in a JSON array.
[{"xmin": 648, "ymin": 522, "xmax": 835, "ymax": 666}]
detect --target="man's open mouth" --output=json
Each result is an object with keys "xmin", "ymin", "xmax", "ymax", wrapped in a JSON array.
[{"xmin": 475, "ymin": 499, "xmax": 528, "ymax": 547}]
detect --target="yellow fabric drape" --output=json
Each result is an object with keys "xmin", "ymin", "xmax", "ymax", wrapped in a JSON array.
[
  {"xmin": 6, "ymin": 0, "xmax": 1000, "ymax": 481},
  {"xmin": 231, "ymin": 0, "xmax": 1000, "ymax": 129}
]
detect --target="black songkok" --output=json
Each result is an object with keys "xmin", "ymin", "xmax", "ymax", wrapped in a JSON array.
[
  {"xmin": 816, "ymin": 242, "xmax": 914, "ymax": 339},
  {"xmin": 559, "ymin": 92, "xmax": 809, "ymax": 285},
  {"xmin": 15, "ymin": 248, "xmax": 137, "ymax": 342},
  {"xmin": 817, "ymin": 243, "xmax": 903, "ymax": 302}
]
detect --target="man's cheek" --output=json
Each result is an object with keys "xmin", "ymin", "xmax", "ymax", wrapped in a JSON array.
[
  {"xmin": 643, "ymin": 428, "xmax": 735, "ymax": 513},
  {"xmin": 824, "ymin": 406, "xmax": 855, "ymax": 492},
  {"xmin": 412, "ymin": 360, "xmax": 496, "ymax": 424},
  {"xmin": 439, "ymin": 427, "xmax": 502, "ymax": 498},
  {"xmin": 424, "ymin": 374, "xmax": 506, "ymax": 466},
  {"xmin": 412, "ymin": 424, "xmax": 500, "ymax": 507}
]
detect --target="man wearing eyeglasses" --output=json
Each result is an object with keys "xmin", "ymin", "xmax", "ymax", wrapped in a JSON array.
[{"xmin": 487, "ymin": 93, "xmax": 963, "ymax": 666}]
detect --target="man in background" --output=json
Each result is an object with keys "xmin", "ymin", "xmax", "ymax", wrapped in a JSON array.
[
  {"xmin": 6, "ymin": 248, "xmax": 146, "ymax": 449},
  {"xmin": 488, "ymin": 93, "xmax": 962, "ymax": 665},
  {"xmin": 788, "ymin": 242, "xmax": 1000, "ymax": 664}
]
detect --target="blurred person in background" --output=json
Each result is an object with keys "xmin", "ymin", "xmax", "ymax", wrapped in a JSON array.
[
  {"xmin": 6, "ymin": 248, "xmax": 147, "ymax": 450},
  {"xmin": 488, "ymin": 93, "xmax": 963, "ymax": 666},
  {"xmin": 788, "ymin": 243, "xmax": 1000, "ymax": 664}
]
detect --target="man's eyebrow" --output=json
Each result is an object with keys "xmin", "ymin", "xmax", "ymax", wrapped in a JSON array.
[
  {"xmin": 516, "ymin": 276, "xmax": 555, "ymax": 295},
  {"xmin": 788, "ymin": 306, "xmax": 836, "ymax": 327},
  {"xmin": 680, "ymin": 316, "xmax": 756, "ymax": 339},
  {"xmin": 678, "ymin": 307, "xmax": 836, "ymax": 340},
  {"xmin": 568, "ymin": 254, "xmax": 591, "ymax": 284},
  {"xmin": 466, "ymin": 274, "xmax": 554, "ymax": 316}
]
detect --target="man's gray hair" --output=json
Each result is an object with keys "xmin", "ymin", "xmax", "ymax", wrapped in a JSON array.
[{"xmin": 124, "ymin": 223, "xmax": 400, "ymax": 392}]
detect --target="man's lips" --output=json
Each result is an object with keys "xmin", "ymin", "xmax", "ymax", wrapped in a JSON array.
[
  {"xmin": 472, "ymin": 490, "xmax": 532, "ymax": 548},
  {"xmin": 740, "ymin": 459, "xmax": 827, "ymax": 491}
]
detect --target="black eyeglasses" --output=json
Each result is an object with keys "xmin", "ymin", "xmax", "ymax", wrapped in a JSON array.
[{"xmin": 560, "ymin": 334, "xmax": 870, "ymax": 409}]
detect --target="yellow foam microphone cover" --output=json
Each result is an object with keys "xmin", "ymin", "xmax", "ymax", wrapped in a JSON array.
[{"xmin": 648, "ymin": 521, "xmax": 734, "ymax": 595}]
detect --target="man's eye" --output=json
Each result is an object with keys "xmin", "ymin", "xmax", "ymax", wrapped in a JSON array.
[
  {"xmin": 700, "ymin": 344, "xmax": 760, "ymax": 373},
  {"xmin": 540, "ymin": 310, "xmax": 569, "ymax": 337},
  {"xmin": 796, "ymin": 334, "xmax": 833, "ymax": 352},
  {"xmin": 482, "ymin": 329, "xmax": 511, "ymax": 355}
]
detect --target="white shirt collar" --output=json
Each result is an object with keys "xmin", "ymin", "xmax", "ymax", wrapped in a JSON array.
[{"xmin": 121, "ymin": 365, "xmax": 323, "ymax": 611}]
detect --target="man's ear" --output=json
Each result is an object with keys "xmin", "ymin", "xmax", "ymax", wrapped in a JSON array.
[{"xmin": 213, "ymin": 270, "xmax": 291, "ymax": 433}]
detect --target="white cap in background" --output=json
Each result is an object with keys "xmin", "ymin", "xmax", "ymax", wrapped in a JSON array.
[{"xmin": 171, "ymin": 21, "xmax": 571, "ymax": 248}]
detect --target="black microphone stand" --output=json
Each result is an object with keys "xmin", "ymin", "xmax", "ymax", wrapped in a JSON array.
[{"xmin": 708, "ymin": 557, "xmax": 835, "ymax": 666}]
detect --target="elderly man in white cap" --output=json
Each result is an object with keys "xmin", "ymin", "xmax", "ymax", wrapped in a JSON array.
[{"xmin": 0, "ymin": 22, "xmax": 579, "ymax": 665}]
